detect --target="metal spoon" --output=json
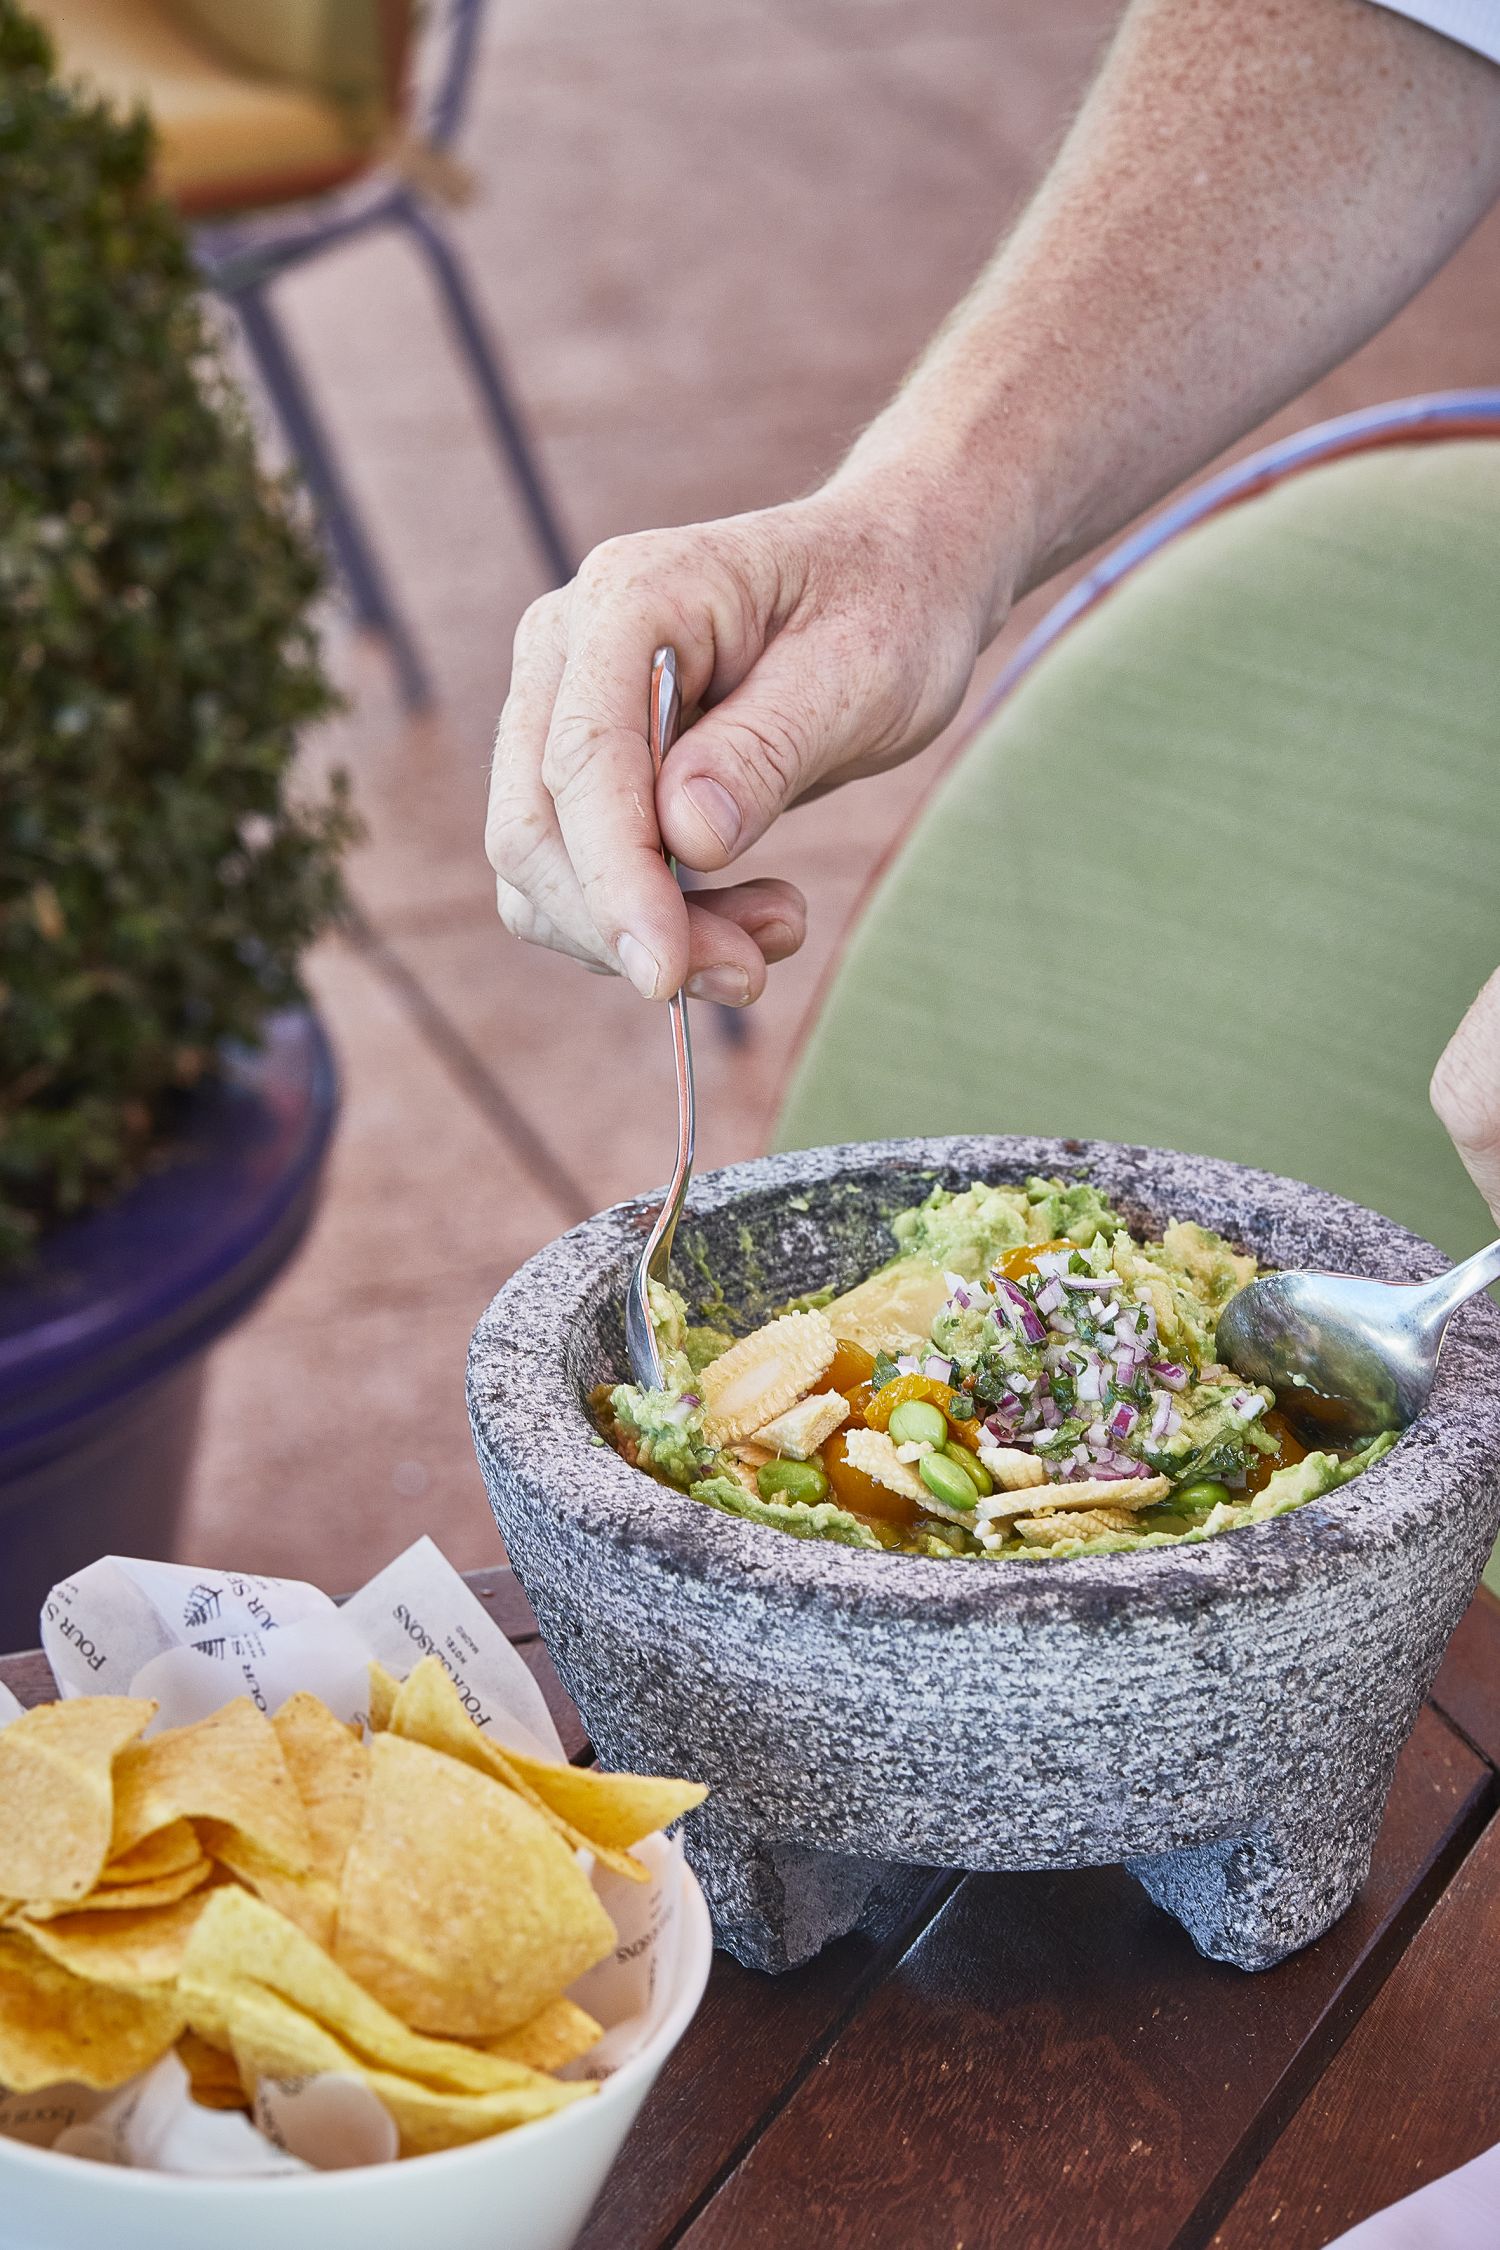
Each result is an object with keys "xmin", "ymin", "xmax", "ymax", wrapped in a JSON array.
[
  {"xmin": 1215, "ymin": 1237, "xmax": 1500, "ymax": 1441},
  {"xmin": 624, "ymin": 646, "xmax": 696, "ymax": 1390}
]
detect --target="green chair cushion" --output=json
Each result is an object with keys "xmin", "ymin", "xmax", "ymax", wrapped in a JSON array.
[{"xmin": 777, "ymin": 440, "xmax": 1500, "ymax": 1275}]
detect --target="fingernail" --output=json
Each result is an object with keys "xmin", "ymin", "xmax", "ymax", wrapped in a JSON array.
[
  {"xmin": 686, "ymin": 966, "xmax": 751, "ymax": 1006},
  {"xmin": 616, "ymin": 933, "xmax": 661, "ymax": 997},
  {"xmin": 683, "ymin": 776, "xmax": 742, "ymax": 854},
  {"xmin": 756, "ymin": 919, "xmax": 799, "ymax": 960}
]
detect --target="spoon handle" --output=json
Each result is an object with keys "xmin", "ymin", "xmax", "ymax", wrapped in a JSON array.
[
  {"xmin": 1417, "ymin": 1236, "xmax": 1500, "ymax": 1335},
  {"xmin": 648, "ymin": 646, "xmax": 695, "ymax": 1279}
]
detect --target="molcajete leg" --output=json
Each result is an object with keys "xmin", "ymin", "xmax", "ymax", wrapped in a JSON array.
[
  {"xmin": 1125, "ymin": 1782, "xmax": 1388, "ymax": 1971},
  {"xmin": 682, "ymin": 1799, "xmax": 895, "ymax": 1973}
]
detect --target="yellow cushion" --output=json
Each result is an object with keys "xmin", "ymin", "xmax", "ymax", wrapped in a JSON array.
[
  {"xmin": 30, "ymin": 0, "xmax": 371, "ymax": 211},
  {"xmin": 175, "ymin": 0, "xmax": 398, "ymax": 121}
]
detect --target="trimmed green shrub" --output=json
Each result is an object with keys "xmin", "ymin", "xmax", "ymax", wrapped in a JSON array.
[{"xmin": 0, "ymin": 3, "xmax": 355, "ymax": 1269}]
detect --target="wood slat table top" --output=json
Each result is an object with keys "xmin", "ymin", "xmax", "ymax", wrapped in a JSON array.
[{"xmin": 4, "ymin": 1569, "xmax": 1497, "ymax": 2249}]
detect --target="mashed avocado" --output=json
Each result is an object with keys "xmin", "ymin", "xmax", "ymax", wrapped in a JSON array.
[
  {"xmin": 598, "ymin": 1179, "xmax": 1401, "ymax": 1566},
  {"xmin": 689, "ymin": 1473, "xmax": 885, "ymax": 1551},
  {"xmin": 891, "ymin": 1175, "xmax": 1119, "ymax": 1276},
  {"xmin": 609, "ymin": 1381, "xmax": 717, "ymax": 1486}
]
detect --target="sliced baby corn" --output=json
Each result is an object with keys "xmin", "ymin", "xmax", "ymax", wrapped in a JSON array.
[
  {"xmin": 841, "ymin": 1425, "xmax": 926, "ymax": 1502},
  {"xmin": 1048, "ymin": 1475, "xmax": 1170, "ymax": 1512},
  {"xmin": 699, "ymin": 1311, "xmax": 837, "ymax": 1447},
  {"xmin": 750, "ymin": 1390, "xmax": 849, "ymax": 1460},
  {"xmin": 977, "ymin": 1447, "xmax": 1049, "ymax": 1493},
  {"xmin": 1014, "ymin": 1508, "xmax": 1135, "ymax": 1543},
  {"xmin": 979, "ymin": 1469, "xmax": 1170, "ymax": 1525},
  {"xmin": 1015, "ymin": 1504, "xmax": 1142, "ymax": 1543}
]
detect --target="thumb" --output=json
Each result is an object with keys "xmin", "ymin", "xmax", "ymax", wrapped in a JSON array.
[
  {"xmin": 656, "ymin": 635, "xmax": 849, "ymax": 872},
  {"xmin": 1431, "ymin": 965, "xmax": 1500, "ymax": 1226}
]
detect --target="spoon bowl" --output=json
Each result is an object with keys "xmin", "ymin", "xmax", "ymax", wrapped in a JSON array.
[{"xmin": 1217, "ymin": 1237, "xmax": 1500, "ymax": 1442}]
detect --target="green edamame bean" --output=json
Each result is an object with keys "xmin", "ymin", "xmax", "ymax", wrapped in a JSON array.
[
  {"xmin": 757, "ymin": 1458, "xmax": 829, "ymax": 1506},
  {"xmin": 948, "ymin": 1443, "xmax": 993, "ymax": 1497},
  {"xmin": 1173, "ymin": 1478, "xmax": 1232, "ymax": 1511},
  {"xmin": 919, "ymin": 1450, "xmax": 979, "ymax": 1512},
  {"xmin": 888, "ymin": 1399, "xmax": 949, "ymax": 1448}
]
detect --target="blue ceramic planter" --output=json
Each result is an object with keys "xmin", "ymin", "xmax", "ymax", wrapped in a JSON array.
[{"xmin": 0, "ymin": 1009, "xmax": 336, "ymax": 1644}]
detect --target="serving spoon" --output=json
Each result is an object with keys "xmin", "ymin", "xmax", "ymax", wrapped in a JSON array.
[
  {"xmin": 1215, "ymin": 1237, "xmax": 1500, "ymax": 1441},
  {"xmin": 624, "ymin": 646, "xmax": 696, "ymax": 1391}
]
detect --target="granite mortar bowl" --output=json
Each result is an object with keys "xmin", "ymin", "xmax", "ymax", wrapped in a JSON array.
[{"xmin": 468, "ymin": 1136, "xmax": 1500, "ymax": 1974}]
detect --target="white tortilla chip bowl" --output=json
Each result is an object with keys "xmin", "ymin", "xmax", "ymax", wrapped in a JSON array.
[{"xmin": 0, "ymin": 1852, "xmax": 711, "ymax": 2250}]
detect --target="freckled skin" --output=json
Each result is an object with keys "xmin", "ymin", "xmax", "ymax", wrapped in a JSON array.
[
  {"xmin": 853, "ymin": 0, "xmax": 1500, "ymax": 614},
  {"xmin": 487, "ymin": 0, "xmax": 1500, "ymax": 1006}
]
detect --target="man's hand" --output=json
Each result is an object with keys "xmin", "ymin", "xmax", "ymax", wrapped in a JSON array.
[
  {"xmin": 486, "ymin": 473, "xmax": 1001, "ymax": 1002},
  {"xmin": 1432, "ymin": 969, "xmax": 1500, "ymax": 1227},
  {"xmin": 488, "ymin": 0, "xmax": 1500, "ymax": 1004}
]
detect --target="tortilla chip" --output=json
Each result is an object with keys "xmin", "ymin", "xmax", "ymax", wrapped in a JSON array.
[
  {"xmin": 366, "ymin": 1661, "xmax": 400, "ymax": 1733},
  {"xmin": 272, "ymin": 1692, "xmax": 368, "ymax": 1884},
  {"xmin": 177, "ymin": 2027, "xmax": 249, "ymax": 2111},
  {"xmin": 23, "ymin": 1853, "xmax": 214, "ymax": 1920},
  {"xmin": 109, "ymin": 1698, "xmax": 310, "ymax": 1873},
  {"xmin": 0, "ymin": 1698, "xmax": 155, "ymax": 1904},
  {"xmin": 201, "ymin": 1825, "xmax": 338, "ymax": 1952},
  {"xmin": 217, "ymin": 1981, "xmax": 588, "ymax": 2157},
  {"xmin": 99, "ymin": 1819, "xmax": 201, "ymax": 1887},
  {"xmin": 335, "ymin": 1733, "xmax": 616, "ymax": 2038},
  {"xmin": 17, "ymin": 1887, "xmax": 213, "ymax": 1987},
  {"xmin": 481, "ymin": 1996, "xmax": 602, "ymax": 2073},
  {"xmin": 178, "ymin": 1886, "xmax": 570, "ymax": 2097},
  {"xmin": 391, "ymin": 1656, "xmax": 686, "ymax": 1884},
  {"xmin": 504, "ymin": 1749, "xmax": 706, "ymax": 1855},
  {"xmin": 0, "ymin": 1926, "xmax": 183, "ymax": 2091}
]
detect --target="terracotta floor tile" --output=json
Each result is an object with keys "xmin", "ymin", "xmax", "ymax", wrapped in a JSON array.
[
  {"xmin": 178, "ymin": 1269, "xmax": 508, "ymax": 1589},
  {"xmin": 175, "ymin": 934, "xmax": 576, "ymax": 1581},
  {"xmin": 251, "ymin": 934, "xmax": 577, "ymax": 1327}
]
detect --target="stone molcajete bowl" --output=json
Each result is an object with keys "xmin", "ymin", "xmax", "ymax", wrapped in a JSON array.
[{"xmin": 468, "ymin": 1136, "xmax": 1500, "ymax": 1976}]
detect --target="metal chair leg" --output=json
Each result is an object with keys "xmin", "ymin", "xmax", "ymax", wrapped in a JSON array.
[
  {"xmin": 399, "ymin": 197, "xmax": 576, "ymax": 589},
  {"xmin": 231, "ymin": 282, "xmax": 434, "ymax": 711}
]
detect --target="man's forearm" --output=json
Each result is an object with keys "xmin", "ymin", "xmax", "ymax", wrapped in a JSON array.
[{"xmin": 837, "ymin": 0, "xmax": 1500, "ymax": 635}]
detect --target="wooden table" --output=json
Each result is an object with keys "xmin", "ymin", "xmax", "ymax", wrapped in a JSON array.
[{"xmin": 7, "ymin": 1572, "xmax": 1499, "ymax": 2249}]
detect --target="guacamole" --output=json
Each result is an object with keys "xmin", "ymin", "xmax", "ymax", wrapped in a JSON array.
[{"xmin": 599, "ymin": 1177, "xmax": 1398, "ymax": 1562}]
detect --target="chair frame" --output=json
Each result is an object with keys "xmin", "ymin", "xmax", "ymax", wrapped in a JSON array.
[
  {"xmin": 781, "ymin": 387, "xmax": 1500, "ymax": 1105},
  {"xmin": 193, "ymin": 0, "xmax": 574, "ymax": 709},
  {"xmin": 973, "ymin": 388, "xmax": 1500, "ymax": 727}
]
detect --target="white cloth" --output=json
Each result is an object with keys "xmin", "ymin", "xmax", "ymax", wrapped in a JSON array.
[
  {"xmin": 1370, "ymin": 0, "xmax": 1500, "ymax": 63},
  {"xmin": 1323, "ymin": 2140, "xmax": 1500, "ymax": 2247}
]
